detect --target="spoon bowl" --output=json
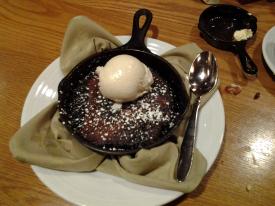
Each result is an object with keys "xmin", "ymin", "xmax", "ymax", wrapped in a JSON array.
[
  {"xmin": 177, "ymin": 51, "xmax": 218, "ymax": 182},
  {"xmin": 189, "ymin": 51, "xmax": 218, "ymax": 94}
]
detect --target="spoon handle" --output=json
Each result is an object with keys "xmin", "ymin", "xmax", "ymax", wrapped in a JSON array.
[{"xmin": 177, "ymin": 97, "xmax": 200, "ymax": 182}]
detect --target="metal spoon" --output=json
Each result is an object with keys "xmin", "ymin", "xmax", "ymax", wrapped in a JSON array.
[{"xmin": 176, "ymin": 51, "xmax": 218, "ymax": 182}]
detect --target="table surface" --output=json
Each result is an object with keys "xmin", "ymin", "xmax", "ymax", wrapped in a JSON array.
[{"xmin": 1, "ymin": 0, "xmax": 275, "ymax": 205}]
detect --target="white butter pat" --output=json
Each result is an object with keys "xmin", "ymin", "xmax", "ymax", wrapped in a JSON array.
[
  {"xmin": 96, "ymin": 54, "xmax": 153, "ymax": 103},
  {"xmin": 233, "ymin": 29, "xmax": 253, "ymax": 41}
]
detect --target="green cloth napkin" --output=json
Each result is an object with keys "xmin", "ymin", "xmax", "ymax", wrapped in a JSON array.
[
  {"xmin": 201, "ymin": 0, "xmax": 220, "ymax": 4},
  {"xmin": 10, "ymin": 16, "xmax": 217, "ymax": 193}
]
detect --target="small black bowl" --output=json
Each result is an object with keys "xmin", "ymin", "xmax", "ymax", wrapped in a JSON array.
[{"xmin": 198, "ymin": 4, "xmax": 258, "ymax": 78}]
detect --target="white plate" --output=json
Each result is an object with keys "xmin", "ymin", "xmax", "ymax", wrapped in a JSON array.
[
  {"xmin": 21, "ymin": 36, "xmax": 225, "ymax": 206},
  {"xmin": 262, "ymin": 26, "xmax": 275, "ymax": 74}
]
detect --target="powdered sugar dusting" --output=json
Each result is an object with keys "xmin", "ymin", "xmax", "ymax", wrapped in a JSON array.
[
  {"xmin": 111, "ymin": 103, "xmax": 122, "ymax": 113},
  {"xmin": 59, "ymin": 68, "xmax": 181, "ymax": 152}
]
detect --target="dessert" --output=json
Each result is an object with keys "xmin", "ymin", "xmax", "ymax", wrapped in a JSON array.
[
  {"xmin": 96, "ymin": 54, "xmax": 153, "ymax": 103},
  {"xmin": 59, "ymin": 55, "xmax": 182, "ymax": 152}
]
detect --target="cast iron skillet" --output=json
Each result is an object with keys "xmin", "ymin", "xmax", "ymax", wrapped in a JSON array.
[
  {"xmin": 58, "ymin": 9, "xmax": 189, "ymax": 155},
  {"xmin": 198, "ymin": 4, "xmax": 258, "ymax": 78}
]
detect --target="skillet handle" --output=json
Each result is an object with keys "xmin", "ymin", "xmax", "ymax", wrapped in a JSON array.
[
  {"xmin": 123, "ymin": 9, "xmax": 152, "ymax": 52},
  {"xmin": 235, "ymin": 45, "xmax": 258, "ymax": 79}
]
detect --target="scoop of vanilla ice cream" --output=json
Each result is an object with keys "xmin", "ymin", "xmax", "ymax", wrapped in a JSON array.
[{"xmin": 96, "ymin": 54, "xmax": 153, "ymax": 103}]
